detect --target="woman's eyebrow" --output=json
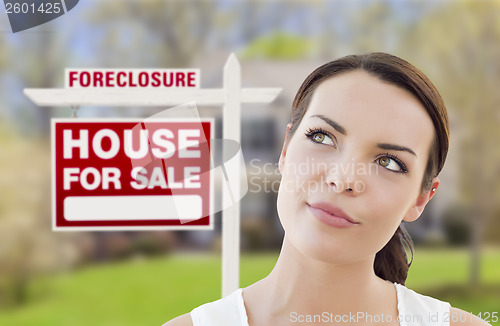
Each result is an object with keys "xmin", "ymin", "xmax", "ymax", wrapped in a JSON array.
[
  {"xmin": 310, "ymin": 114, "xmax": 346, "ymax": 135},
  {"xmin": 377, "ymin": 143, "xmax": 417, "ymax": 157},
  {"xmin": 309, "ymin": 114, "xmax": 417, "ymax": 157}
]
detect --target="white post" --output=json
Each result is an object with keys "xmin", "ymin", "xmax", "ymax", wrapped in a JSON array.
[{"xmin": 222, "ymin": 54, "xmax": 241, "ymax": 297}]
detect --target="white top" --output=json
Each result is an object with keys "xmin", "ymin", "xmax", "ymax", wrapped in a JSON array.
[{"xmin": 190, "ymin": 283, "xmax": 451, "ymax": 326}]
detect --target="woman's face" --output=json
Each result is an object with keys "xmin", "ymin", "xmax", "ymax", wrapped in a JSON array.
[{"xmin": 277, "ymin": 70, "xmax": 437, "ymax": 264}]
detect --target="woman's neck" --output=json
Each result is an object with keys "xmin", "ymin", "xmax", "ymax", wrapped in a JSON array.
[{"xmin": 243, "ymin": 237, "xmax": 397, "ymax": 325}]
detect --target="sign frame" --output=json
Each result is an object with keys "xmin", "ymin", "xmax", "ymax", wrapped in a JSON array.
[
  {"xmin": 51, "ymin": 117, "xmax": 214, "ymax": 232},
  {"xmin": 27, "ymin": 54, "xmax": 282, "ymax": 297}
]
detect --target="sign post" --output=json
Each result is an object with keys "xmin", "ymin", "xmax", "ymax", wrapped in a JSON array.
[
  {"xmin": 222, "ymin": 55, "xmax": 241, "ymax": 297},
  {"xmin": 25, "ymin": 54, "xmax": 281, "ymax": 297}
]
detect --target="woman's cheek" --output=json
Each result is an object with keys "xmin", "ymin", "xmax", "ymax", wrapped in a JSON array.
[{"xmin": 368, "ymin": 183, "xmax": 414, "ymax": 235}]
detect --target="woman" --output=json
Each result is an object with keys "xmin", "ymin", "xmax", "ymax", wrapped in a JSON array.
[{"xmin": 165, "ymin": 53, "xmax": 490, "ymax": 326}]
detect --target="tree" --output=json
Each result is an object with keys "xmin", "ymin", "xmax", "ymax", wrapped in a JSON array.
[{"xmin": 400, "ymin": 0, "xmax": 500, "ymax": 285}]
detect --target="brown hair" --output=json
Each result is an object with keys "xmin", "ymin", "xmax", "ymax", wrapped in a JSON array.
[{"xmin": 289, "ymin": 52, "xmax": 449, "ymax": 285}]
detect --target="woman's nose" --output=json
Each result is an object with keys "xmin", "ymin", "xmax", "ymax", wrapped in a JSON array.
[
  {"xmin": 324, "ymin": 157, "xmax": 365, "ymax": 195},
  {"xmin": 325, "ymin": 175, "xmax": 358, "ymax": 194}
]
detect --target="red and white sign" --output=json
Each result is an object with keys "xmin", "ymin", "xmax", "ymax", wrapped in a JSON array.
[
  {"xmin": 65, "ymin": 69, "xmax": 200, "ymax": 89},
  {"xmin": 52, "ymin": 118, "xmax": 212, "ymax": 231}
]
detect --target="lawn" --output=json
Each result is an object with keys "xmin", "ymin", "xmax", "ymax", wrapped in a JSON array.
[{"xmin": 0, "ymin": 248, "xmax": 498, "ymax": 326}]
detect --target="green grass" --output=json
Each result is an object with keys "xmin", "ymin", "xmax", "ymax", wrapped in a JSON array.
[
  {"xmin": 0, "ymin": 248, "xmax": 498, "ymax": 326},
  {"xmin": 407, "ymin": 247, "xmax": 500, "ymax": 321}
]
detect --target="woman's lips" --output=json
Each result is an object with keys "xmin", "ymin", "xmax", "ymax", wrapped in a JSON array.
[{"xmin": 306, "ymin": 202, "xmax": 359, "ymax": 228}]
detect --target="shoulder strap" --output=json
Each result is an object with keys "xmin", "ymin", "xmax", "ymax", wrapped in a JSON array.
[
  {"xmin": 190, "ymin": 289, "xmax": 248, "ymax": 326},
  {"xmin": 396, "ymin": 283, "xmax": 451, "ymax": 326}
]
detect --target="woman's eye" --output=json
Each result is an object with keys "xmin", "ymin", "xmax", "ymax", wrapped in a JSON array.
[
  {"xmin": 376, "ymin": 156, "xmax": 406, "ymax": 173},
  {"xmin": 310, "ymin": 132, "xmax": 334, "ymax": 146}
]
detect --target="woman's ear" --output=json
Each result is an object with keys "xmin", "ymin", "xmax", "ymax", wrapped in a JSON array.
[
  {"xmin": 278, "ymin": 123, "xmax": 292, "ymax": 173},
  {"xmin": 403, "ymin": 177, "xmax": 440, "ymax": 222}
]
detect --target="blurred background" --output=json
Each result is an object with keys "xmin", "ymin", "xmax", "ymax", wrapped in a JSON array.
[{"xmin": 0, "ymin": 0, "xmax": 499, "ymax": 325}]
